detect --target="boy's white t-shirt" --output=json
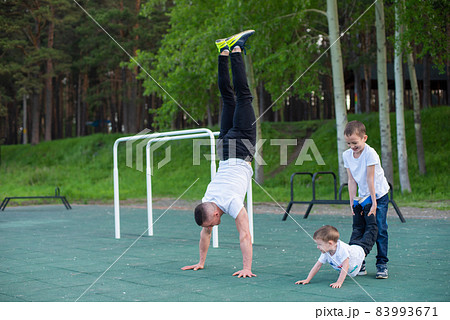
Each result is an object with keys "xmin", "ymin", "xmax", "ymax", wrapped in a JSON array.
[
  {"xmin": 318, "ymin": 240, "xmax": 365, "ymax": 277},
  {"xmin": 202, "ymin": 158, "xmax": 253, "ymax": 219},
  {"xmin": 343, "ymin": 143, "xmax": 390, "ymax": 199}
]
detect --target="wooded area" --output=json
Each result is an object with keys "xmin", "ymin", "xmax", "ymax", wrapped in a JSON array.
[
  {"xmin": 0, "ymin": 0, "xmax": 449, "ymax": 190},
  {"xmin": 0, "ymin": 0, "xmax": 447, "ymax": 143}
]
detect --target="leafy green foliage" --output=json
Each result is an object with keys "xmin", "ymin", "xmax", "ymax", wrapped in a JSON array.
[
  {"xmin": 1, "ymin": 107, "xmax": 448, "ymax": 208},
  {"xmin": 395, "ymin": 0, "xmax": 450, "ymax": 71},
  {"xmin": 138, "ymin": 0, "xmax": 332, "ymax": 128}
]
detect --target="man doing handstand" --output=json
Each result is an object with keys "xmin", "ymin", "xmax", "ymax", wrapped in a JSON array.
[{"xmin": 181, "ymin": 30, "xmax": 256, "ymax": 278}]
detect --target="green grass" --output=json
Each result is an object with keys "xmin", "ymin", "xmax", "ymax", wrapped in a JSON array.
[{"xmin": 0, "ymin": 106, "xmax": 449, "ymax": 208}]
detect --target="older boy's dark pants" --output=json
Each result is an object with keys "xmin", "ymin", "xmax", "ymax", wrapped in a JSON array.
[
  {"xmin": 349, "ymin": 205, "xmax": 378, "ymax": 256},
  {"xmin": 217, "ymin": 53, "xmax": 256, "ymax": 161}
]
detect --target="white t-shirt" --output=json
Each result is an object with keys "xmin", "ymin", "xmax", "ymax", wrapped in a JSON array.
[
  {"xmin": 318, "ymin": 240, "xmax": 365, "ymax": 277},
  {"xmin": 202, "ymin": 158, "xmax": 253, "ymax": 219},
  {"xmin": 343, "ymin": 143, "xmax": 390, "ymax": 199}
]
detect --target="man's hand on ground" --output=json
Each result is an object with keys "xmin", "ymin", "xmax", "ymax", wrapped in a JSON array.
[
  {"xmin": 232, "ymin": 269, "xmax": 256, "ymax": 278},
  {"xmin": 181, "ymin": 264, "xmax": 204, "ymax": 271}
]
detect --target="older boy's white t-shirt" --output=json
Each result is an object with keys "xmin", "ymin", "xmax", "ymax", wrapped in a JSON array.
[
  {"xmin": 318, "ymin": 240, "xmax": 365, "ymax": 277},
  {"xmin": 202, "ymin": 158, "xmax": 253, "ymax": 219},
  {"xmin": 343, "ymin": 143, "xmax": 390, "ymax": 199}
]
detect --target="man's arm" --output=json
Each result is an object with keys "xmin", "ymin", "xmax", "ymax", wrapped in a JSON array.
[
  {"xmin": 366, "ymin": 165, "xmax": 377, "ymax": 216},
  {"xmin": 330, "ymin": 257, "xmax": 349, "ymax": 288},
  {"xmin": 181, "ymin": 227, "xmax": 212, "ymax": 271},
  {"xmin": 233, "ymin": 207, "xmax": 256, "ymax": 278},
  {"xmin": 347, "ymin": 168, "xmax": 357, "ymax": 214},
  {"xmin": 295, "ymin": 260, "xmax": 323, "ymax": 285}
]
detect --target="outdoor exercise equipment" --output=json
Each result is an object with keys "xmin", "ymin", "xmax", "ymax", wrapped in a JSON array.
[
  {"xmin": 113, "ymin": 128, "xmax": 254, "ymax": 248},
  {"xmin": 0, "ymin": 187, "xmax": 72, "ymax": 211},
  {"xmin": 281, "ymin": 171, "xmax": 405, "ymax": 223}
]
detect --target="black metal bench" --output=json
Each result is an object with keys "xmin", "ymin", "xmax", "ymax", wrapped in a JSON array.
[
  {"xmin": 281, "ymin": 171, "xmax": 405, "ymax": 223},
  {"xmin": 1, "ymin": 187, "xmax": 72, "ymax": 211}
]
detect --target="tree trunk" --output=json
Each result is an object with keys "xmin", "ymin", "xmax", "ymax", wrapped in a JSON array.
[
  {"xmin": 321, "ymin": 74, "xmax": 333, "ymax": 119},
  {"xmin": 422, "ymin": 53, "xmax": 431, "ymax": 108},
  {"xmin": 363, "ymin": 65, "xmax": 372, "ymax": 113},
  {"xmin": 54, "ymin": 77, "xmax": 62, "ymax": 139},
  {"xmin": 258, "ymin": 82, "xmax": 265, "ymax": 122},
  {"xmin": 327, "ymin": 0, "xmax": 348, "ymax": 185},
  {"xmin": 375, "ymin": 0, "xmax": 394, "ymax": 185},
  {"xmin": 44, "ymin": 8, "xmax": 55, "ymax": 141},
  {"xmin": 244, "ymin": 53, "xmax": 264, "ymax": 185},
  {"xmin": 406, "ymin": 46, "xmax": 426, "ymax": 175},
  {"xmin": 6, "ymin": 100, "xmax": 18, "ymax": 144},
  {"xmin": 110, "ymin": 72, "xmax": 118, "ymax": 133},
  {"xmin": 23, "ymin": 95, "xmax": 28, "ymax": 144},
  {"xmin": 206, "ymin": 86, "xmax": 213, "ymax": 127},
  {"xmin": 363, "ymin": 28, "xmax": 372, "ymax": 113},
  {"xmin": 354, "ymin": 68, "xmax": 362, "ymax": 114},
  {"xmin": 129, "ymin": 71, "xmax": 138, "ymax": 133},
  {"xmin": 31, "ymin": 90, "xmax": 40, "ymax": 145},
  {"xmin": 394, "ymin": 2, "xmax": 411, "ymax": 193},
  {"xmin": 122, "ymin": 67, "xmax": 128, "ymax": 133},
  {"xmin": 279, "ymin": 105, "xmax": 285, "ymax": 122},
  {"xmin": 81, "ymin": 73, "xmax": 88, "ymax": 136},
  {"xmin": 64, "ymin": 76, "xmax": 72, "ymax": 138},
  {"xmin": 77, "ymin": 74, "xmax": 82, "ymax": 136}
]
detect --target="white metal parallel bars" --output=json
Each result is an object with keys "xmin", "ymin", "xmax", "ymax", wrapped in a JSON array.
[
  {"xmin": 145, "ymin": 131, "xmax": 220, "ymax": 247},
  {"xmin": 145, "ymin": 132, "xmax": 254, "ymax": 246},
  {"xmin": 113, "ymin": 128, "xmax": 217, "ymax": 239},
  {"xmin": 113, "ymin": 128, "xmax": 254, "ymax": 247}
]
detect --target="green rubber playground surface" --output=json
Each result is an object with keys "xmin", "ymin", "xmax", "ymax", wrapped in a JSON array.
[{"xmin": 0, "ymin": 204, "xmax": 448, "ymax": 302}]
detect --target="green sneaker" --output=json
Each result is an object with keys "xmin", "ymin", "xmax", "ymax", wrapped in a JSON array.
[
  {"xmin": 226, "ymin": 30, "xmax": 255, "ymax": 52},
  {"xmin": 215, "ymin": 38, "xmax": 229, "ymax": 53}
]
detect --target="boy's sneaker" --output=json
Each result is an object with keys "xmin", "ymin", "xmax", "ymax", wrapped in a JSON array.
[
  {"xmin": 226, "ymin": 30, "xmax": 255, "ymax": 52},
  {"xmin": 215, "ymin": 38, "xmax": 229, "ymax": 53},
  {"xmin": 358, "ymin": 262, "xmax": 367, "ymax": 276},
  {"xmin": 376, "ymin": 265, "xmax": 388, "ymax": 279}
]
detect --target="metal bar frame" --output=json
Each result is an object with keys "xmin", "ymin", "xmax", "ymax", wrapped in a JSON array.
[
  {"xmin": 113, "ymin": 128, "xmax": 254, "ymax": 247},
  {"xmin": 113, "ymin": 129, "xmax": 216, "ymax": 239},
  {"xmin": 1, "ymin": 196, "xmax": 71, "ymax": 211},
  {"xmin": 282, "ymin": 171, "xmax": 405, "ymax": 223}
]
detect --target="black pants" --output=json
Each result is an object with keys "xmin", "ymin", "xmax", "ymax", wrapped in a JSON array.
[
  {"xmin": 217, "ymin": 53, "xmax": 256, "ymax": 162},
  {"xmin": 349, "ymin": 205, "xmax": 378, "ymax": 256}
]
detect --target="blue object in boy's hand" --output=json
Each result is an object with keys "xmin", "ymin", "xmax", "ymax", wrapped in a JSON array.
[
  {"xmin": 353, "ymin": 195, "xmax": 372, "ymax": 215},
  {"xmin": 359, "ymin": 195, "xmax": 372, "ymax": 207},
  {"xmin": 353, "ymin": 195, "xmax": 372, "ymax": 207}
]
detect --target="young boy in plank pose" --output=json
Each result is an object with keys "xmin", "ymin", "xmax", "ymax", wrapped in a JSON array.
[{"xmin": 295, "ymin": 225, "xmax": 376, "ymax": 288}]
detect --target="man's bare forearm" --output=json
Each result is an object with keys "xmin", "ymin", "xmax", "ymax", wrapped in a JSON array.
[
  {"xmin": 198, "ymin": 227, "xmax": 211, "ymax": 266},
  {"xmin": 239, "ymin": 231, "xmax": 252, "ymax": 270}
]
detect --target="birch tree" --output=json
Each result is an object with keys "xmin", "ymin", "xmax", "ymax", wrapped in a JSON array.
[
  {"xmin": 406, "ymin": 49, "xmax": 426, "ymax": 174},
  {"xmin": 400, "ymin": 0, "xmax": 449, "ymax": 174},
  {"xmin": 326, "ymin": 0, "xmax": 348, "ymax": 185},
  {"xmin": 394, "ymin": 0, "xmax": 411, "ymax": 193},
  {"xmin": 375, "ymin": 0, "xmax": 394, "ymax": 185}
]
